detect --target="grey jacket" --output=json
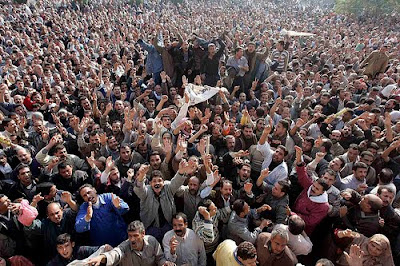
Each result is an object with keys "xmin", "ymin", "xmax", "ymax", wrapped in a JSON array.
[
  {"xmin": 227, "ymin": 210, "xmax": 261, "ymax": 245},
  {"xmin": 134, "ymin": 172, "xmax": 186, "ymax": 228}
]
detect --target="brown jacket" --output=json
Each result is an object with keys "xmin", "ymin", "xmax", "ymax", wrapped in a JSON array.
[
  {"xmin": 360, "ymin": 50, "xmax": 389, "ymax": 77},
  {"xmin": 256, "ymin": 233, "xmax": 298, "ymax": 266}
]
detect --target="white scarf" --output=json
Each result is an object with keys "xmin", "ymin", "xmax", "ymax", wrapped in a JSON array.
[{"xmin": 307, "ymin": 186, "xmax": 328, "ymax": 203}]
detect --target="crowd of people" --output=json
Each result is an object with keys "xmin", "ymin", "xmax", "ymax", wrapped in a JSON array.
[{"xmin": 0, "ymin": 0, "xmax": 400, "ymax": 265}]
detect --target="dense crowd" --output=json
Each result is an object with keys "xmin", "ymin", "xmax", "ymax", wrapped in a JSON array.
[{"xmin": 0, "ymin": 0, "xmax": 400, "ymax": 265}]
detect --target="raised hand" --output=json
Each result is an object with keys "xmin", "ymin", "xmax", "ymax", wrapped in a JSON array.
[
  {"xmin": 136, "ymin": 164, "xmax": 150, "ymax": 182},
  {"xmin": 85, "ymin": 202, "xmax": 93, "ymax": 222},
  {"xmin": 61, "ymin": 191, "xmax": 73, "ymax": 203},
  {"xmin": 259, "ymin": 168, "xmax": 270, "ymax": 179},
  {"xmin": 127, "ymin": 168, "xmax": 135, "ymax": 182},
  {"xmin": 198, "ymin": 206, "xmax": 211, "ymax": 220},
  {"xmin": 344, "ymin": 244, "xmax": 364, "ymax": 266},
  {"xmin": 86, "ymin": 151, "xmax": 96, "ymax": 169},
  {"xmin": 244, "ymin": 182, "xmax": 253, "ymax": 195},
  {"xmin": 105, "ymin": 156, "xmax": 115, "ymax": 171},
  {"xmin": 169, "ymin": 235, "xmax": 179, "ymax": 254},
  {"xmin": 111, "ymin": 194, "xmax": 121, "ymax": 209}
]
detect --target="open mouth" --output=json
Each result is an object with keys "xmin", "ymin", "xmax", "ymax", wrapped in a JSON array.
[{"xmin": 154, "ymin": 184, "xmax": 161, "ymax": 189}]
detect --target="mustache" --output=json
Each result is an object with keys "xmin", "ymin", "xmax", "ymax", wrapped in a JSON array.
[
  {"xmin": 154, "ymin": 184, "xmax": 161, "ymax": 189},
  {"xmin": 174, "ymin": 229, "xmax": 183, "ymax": 233}
]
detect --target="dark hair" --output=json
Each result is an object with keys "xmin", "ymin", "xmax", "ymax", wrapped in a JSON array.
[
  {"xmin": 304, "ymin": 136, "xmax": 315, "ymax": 146},
  {"xmin": 288, "ymin": 215, "xmax": 305, "ymax": 235},
  {"xmin": 150, "ymin": 170, "xmax": 164, "ymax": 181},
  {"xmin": 232, "ymin": 199, "xmax": 246, "ymax": 215},
  {"xmin": 119, "ymin": 143, "xmax": 132, "ymax": 151},
  {"xmin": 315, "ymin": 258, "xmax": 334, "ymax": 266},
  {"xmin": 277, "ymin": 180, "xmax": 290, "ymax": 195},
  {"xmin": 36, "ymin": 182, "xmax": 55, "ymax": 196},
  {"xmin": 321, "ymin": 139, "xmax": 332, "ymax": 152},
  {"xmin": 317, "ymin": 178, "xmax": 329, "ymax": 191},
  {"xmin": 2, "ymin": 118, "xmax": 13, "ymax": 128},
  {"xmin": 324, "ymin": 169, "xmax": 336, "ymax": 178},
  {"xmin": 361, "ymin": 151, "xmax": 374, "ymax": 158},
  {"xmin": 237, "ymin": 241, "xmax": 257, "ymax": 260},
  {"xmin": 127, "ymin": 220, "xmax": 145, "ymax": 233},
  {"xmin": 221, "ymin": 179, "xmax": 233, "ymax": 189},
  {"xmin": 367, "ymin": 142, "xmax": 379, "ymax": 150},
  {"xmin": 352, "ymin": 162, "xmax": 368, "ymax": 171},
  {"xmin": 15, "ymin": 163, "xmax": 30, "ymax": 175},
  {"xmin": 278, "ymin": 120, "xmax": 289, "ymax": 131},
  {"xmin": 197, "ymin": 199, "xmax": 214, "ymax": 219},
  {"xmin": 276, "ymin": 145, "xmax": 289, "ymax": 156},
  {"xmin": 54, "ymin": 145, "xmax": 66, "ymax": 153},
  {"xmin": 172, "ymin": 212, "xmax": 188, "ymax": 223},
  {"xmin": 57, "ymin": 162, "xmax": 72, "ymax": 170},
  {"xmin": 378, "ymin": 168, "xmax": 394, "ymax": 184},
  {"xmin": 348, "ymin": 144, "xmax": 359, "ymax": 151},
  {"xmin": 56, "ymin": 233, "xmax": 72, "ymax": 245},
  {"xmin": 149, "ymin": 151, "xmax": 161, "ymax": 159}
]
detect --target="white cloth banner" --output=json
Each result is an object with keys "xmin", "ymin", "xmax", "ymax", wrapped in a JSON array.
[
  {"xmin": 184, "ymin": 84, "xmax": 228, "ymax": 106},
  {"xmin": 281, "ymin": 29, "xmax": 315, "ymax": 37}
]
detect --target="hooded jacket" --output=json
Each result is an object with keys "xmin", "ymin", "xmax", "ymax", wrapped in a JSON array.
[{"xmin": 293, "ymin": 164, "xmax": 329, "ymax": 235}]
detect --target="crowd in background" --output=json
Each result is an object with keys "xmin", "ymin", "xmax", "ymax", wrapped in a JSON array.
[{"xmin": 0, "ymin": 0, "xmax": 400, "ymax": 265}]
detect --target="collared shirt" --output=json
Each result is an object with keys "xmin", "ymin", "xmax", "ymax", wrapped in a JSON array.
[
  {"xmin": 340, "ymin": 174, "xmax": 366, "ymax": 191},
  {"xmin": 75, "ymin": 193, "xmax": 129, "ymax": 246},
  {"xmin": 162, "ymin": 228, "xmax": 207, "ymax": 266},
  {"xmin": 102, "ymin": 235, "xmax": 166, "ymax": 266}
]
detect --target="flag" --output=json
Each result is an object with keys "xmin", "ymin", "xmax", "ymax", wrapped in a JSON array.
[{"xmin": 184, "ymin": 84, "xmax": 229, "ymax": 106}]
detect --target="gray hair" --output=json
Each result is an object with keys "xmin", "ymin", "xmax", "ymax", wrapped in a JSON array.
[
  {"xmin": 271, "ymin": 228, "xmax": 289, "ymax": 242},
  {"xmin": 127, "ymin": 220, "xmax": 145, "ymax": 233},
  {"xmin": 31, "ymin": 111, "xmax": 44, "ymax": 121}
]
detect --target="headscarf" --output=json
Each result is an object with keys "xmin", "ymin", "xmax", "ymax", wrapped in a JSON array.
[{"xmin": 338, "ymin": 234, "xmax": 394, "ymax": 266}]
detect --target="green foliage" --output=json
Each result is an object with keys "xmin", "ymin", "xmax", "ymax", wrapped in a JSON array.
[{"xmin": 335, "ymin": 0, "xmax": 400, "ymax": 15}]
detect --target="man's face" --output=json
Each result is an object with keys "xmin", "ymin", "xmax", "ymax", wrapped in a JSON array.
[
  {"xmin": 226, "ymin": 138, "xmax": 235, "ymax": 150},
  {"xmin": 221, "ymin": 182, "xmax": 232, "ymax": 199},
  {"xmin": 55, "ymin": 148, "xmax": 68, "ymax": 161},
  {"xmin": 188, "ymin": 178, "xmax": 200, "ymax": 195},
  {"xmin": 107, "ymin": 138, "xmax": 119, "ymax": 150},
  {"xmin": 120, "ymin": 147, "xmax": 131, "ymax": 162},
  {"xmin": 112, "ymin": 122, "xmax": 121, "ymax": 135},
  {"xmin": 56, "ymin": 241, "xmax": 74, "ymax": 259},
  {"xmin": 208, "ymin": 45, "xmax": 216, "ymax": 54},
  {"xmin": 274, "ymin": 123, "xmax": 285, "ymax": 136},
  {"xmin": 47, "ymin": 204, "xmax": 63, "ymax": 224},
  {"xmin": 270, "ymin": 235, "xmax": 288, "ymax": 255},
  {"xmin": 272, "ymin": 183, "xmax": 284, "ymax": 198},
  {"xmin": 128, "ymin": 230, "xmax": 145, "ymax": 251},
  {"xmin": 354, "ymin": 168, "xmax": 367, "ymax": 181},
  {"xmin": 79, "ymin": 187, "xmax": 98, "ymax": 204},
  {"xmin": 302, "ymin": 140, "xmax": 312, "ymax": 152},
  {"xmin": 18, "ymin": 167, "xmax": 32, "ymax": 186},
  {"xmin": 330, "ymin": 131, "xmax": 341, "ymax": 143},
  {"xmin": 150, "ymin": 176, "xmax": 164, "ymax": 195},
  {"xmin": 150, "ymin": 155, "xmax": 162, "ymax": 169},
  {"xmin": 238, "ymin": 166, "xmax": 251, "ymax": 180},
  {"xmin": 329, "ymin": 158, "xmax": 342, "ymax": 172},
  {"xmin": 378, "ymin": 189, "xmax": 394, "ymax": 207},
  {"xmin": 310, "ymin": 181, "xmax": 324, "ymax": 196},
  {"xmin": 0, "ymin": 196, "xmax": 11, "ymax": 212},
  {"xmin": 322, "ymin": 173, "xmax": 335, "ymax": 187},
  {"xmin": 173, "ymin": 217, "xmax": 187, "ymax": 237},
  {"xmin": 242, "ymin": 127, "xmax": 253, "ymax": 139},
  {"xmin": 238, "ymin": 257, "xmax": 257, "ymax": 266},
  {"xmin": 109, "ymin": 168, "xmax": 120, "ymax": 184},
  {"xmin": 272, "ymin": 148, "xmax": 285, "ymax": 163},
  {"xmin": 89, "ymin": 134, "xmax": 100, "ymax": 145},
  {"xmin": 361, "ymin": 155, "xmax": 374, "ymax": 166},
  {"xmin": 5, "ymin": 120, "xmax": 17, "ymax": 133},
  {"xmin": 347, "ymin": 148, "xmax": 359, "ymax": 161},
  {"xmin": 320, "ymin": 95, "xmax": 329, "ymax": 105}
]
